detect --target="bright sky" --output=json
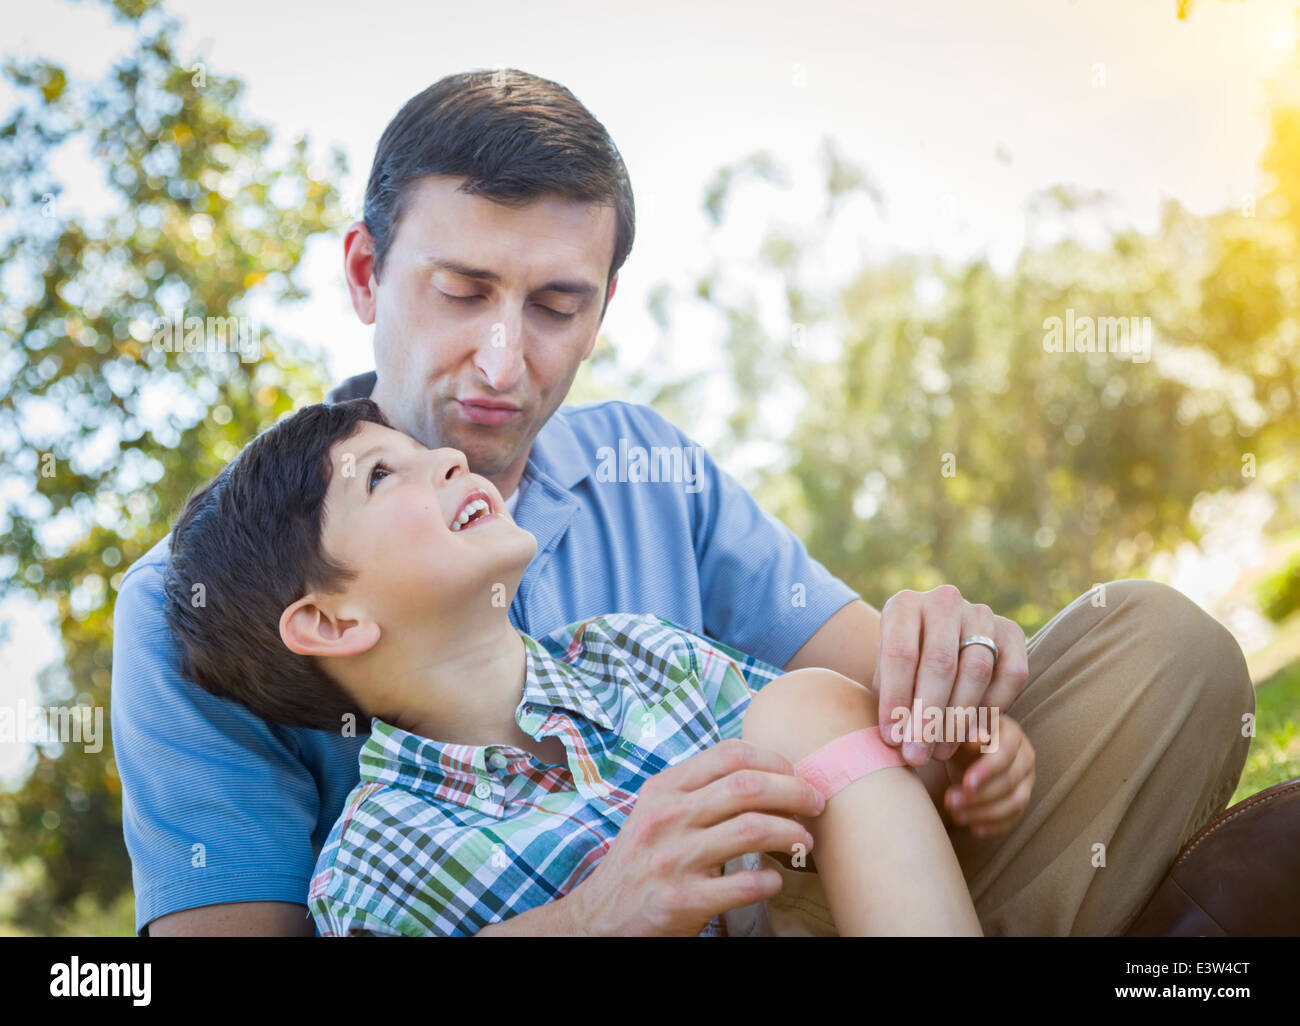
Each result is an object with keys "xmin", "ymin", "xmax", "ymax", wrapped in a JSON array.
[{"xmin": 2, "ymin": 0, "xmax": 1298, "ymax": 785}]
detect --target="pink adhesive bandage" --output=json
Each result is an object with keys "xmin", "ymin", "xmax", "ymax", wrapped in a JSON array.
[{"xmin": 793, "ymin": 726, "xmax": 908, "ymax": 802}]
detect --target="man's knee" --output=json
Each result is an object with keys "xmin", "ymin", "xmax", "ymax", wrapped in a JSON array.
[
  {"xmin": 1100, "ymin": 578, "xmax": 1253, "ymax": 724},
  {"xmin": 743, "ymin": 668, "xmax": 878, "ymax": 763}
]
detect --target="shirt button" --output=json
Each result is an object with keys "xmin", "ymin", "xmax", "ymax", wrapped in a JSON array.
[
  {"xmin": 474, "ymin": 780, "xmax": 492, "ymax": 800},
  {"xmin": 487, "ymin": 752, "xmax": 508, "ymax": 772}
]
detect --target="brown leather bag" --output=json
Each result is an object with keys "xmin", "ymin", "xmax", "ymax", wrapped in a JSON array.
[{"xmin": 1124, "ymin": 777, "xmax": 1300, "ymax": 936}]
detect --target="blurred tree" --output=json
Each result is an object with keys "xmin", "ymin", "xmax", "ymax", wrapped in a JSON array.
[
  {"xmin": 671, "ymin": 48, "xmax": 1300, "ymax": 638},
  {"xmin": 0, "ymin": 0, "xmax": 346, "ymax": 931}
]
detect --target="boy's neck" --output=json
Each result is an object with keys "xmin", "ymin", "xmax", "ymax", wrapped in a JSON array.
[{"xmin": 363, "ymin": 607, "xmax": 534, "ymax": 749}]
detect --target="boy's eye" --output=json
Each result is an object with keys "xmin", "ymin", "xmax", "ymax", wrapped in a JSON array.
[{"xmin": 367, "ymin": 461, "xmax": 391, "ymax": 493}]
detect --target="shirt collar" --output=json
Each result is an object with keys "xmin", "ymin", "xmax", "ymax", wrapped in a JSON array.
[
  {"xmin": 523, "ymin": 406, "xmax": 590, "ymax": 490},
  {"xmin": 357, "ymin": 628, "xmax": 616, "ymax": 809}
]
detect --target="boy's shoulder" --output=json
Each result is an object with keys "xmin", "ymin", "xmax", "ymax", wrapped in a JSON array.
[
  {"xmin": 550, "ymin": 612, "xmax": 771, "ymax": 672},
  {"xmin": 307, "ymin": 778, "xmax": 444, "ymax": 922},
  {"xmin": 309, "ymin": 780, "xmax": 388, "ymax": 882},
  {"xmin": 537, "ymin": 612, "xmax": 782, "ymax": 708},
  {"xmin": 308, "ymin": 778, "xmax": 414, "ymax": 935},
  {"xmin": 538, "ymin": 612, "xmax": 702, "ymax": 677}
]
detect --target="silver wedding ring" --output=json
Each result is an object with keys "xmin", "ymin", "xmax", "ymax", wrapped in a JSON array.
[{"xmin": 959, "ymin": 634, "xmax": 999, "ymax": 661}]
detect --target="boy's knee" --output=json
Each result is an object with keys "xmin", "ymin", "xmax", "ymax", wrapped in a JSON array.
[{"xmin": 743, "ymin": 668, "xmax": 878, "ymax": 763}]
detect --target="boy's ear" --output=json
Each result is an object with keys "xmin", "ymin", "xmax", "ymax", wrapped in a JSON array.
[{"xmin": 280, "ymin": 595, "xmax": 381, "ymax": 659}]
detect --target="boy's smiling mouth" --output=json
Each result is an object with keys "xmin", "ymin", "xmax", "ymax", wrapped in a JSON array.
[{"xmin": 450, "ymin": 488, "xmax": 504, "ymax": 532}]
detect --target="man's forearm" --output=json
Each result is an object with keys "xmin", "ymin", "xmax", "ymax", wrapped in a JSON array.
[
  {"xmin": 783, "ymin": 598, "xmax": 881, "ymax": 688},
  {"xmin": 474, "ymin": 892, "xmax": 585, "ymax": 936}
]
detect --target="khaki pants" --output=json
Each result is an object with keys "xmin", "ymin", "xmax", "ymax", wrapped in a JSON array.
[{"xmin": 722, "ymin": 578, "xmax": 1256, "ymax": 937}]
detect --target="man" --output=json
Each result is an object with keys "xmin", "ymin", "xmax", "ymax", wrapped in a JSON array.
[{"xmin": 111, "ymin": 68, "xmax": 1254, "ymax": 936}]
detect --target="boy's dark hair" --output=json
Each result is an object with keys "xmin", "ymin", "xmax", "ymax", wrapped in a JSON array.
[
  {"xmin": 364, "ymin": 68, "xmax": 634, "ymax": 318},
  {"xmin": 164, "ymin": 399, "xmax": 391, "ymax": 732}
]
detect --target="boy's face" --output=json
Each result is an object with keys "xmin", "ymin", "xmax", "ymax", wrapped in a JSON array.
[{"xmin": 317, "ymin": 420, "xmax": 538, "ymax": 627}]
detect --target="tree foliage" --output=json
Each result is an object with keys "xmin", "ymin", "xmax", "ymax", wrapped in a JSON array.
[
  {"xmin": 673, "ymin": 51, "xmax": 1300, "ymax": 636},
  {"xmin": 0, "ymin": 0, "xmax": 346, "ymax": 931}
]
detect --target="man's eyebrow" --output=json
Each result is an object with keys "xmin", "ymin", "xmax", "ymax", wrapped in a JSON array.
[{"xmin": 426, "ymin": 258, "xmax": 598, "ymax": 300}]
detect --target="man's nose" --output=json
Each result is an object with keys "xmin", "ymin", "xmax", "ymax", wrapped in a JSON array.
[{"xmin": 472, "ymin": 311, "xmax": 526, "ymax": 392}]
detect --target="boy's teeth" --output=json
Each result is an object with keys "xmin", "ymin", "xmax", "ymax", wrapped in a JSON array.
[{"xmin": 451, "ymin": 498, "xmax": 491, "ymax": 531}]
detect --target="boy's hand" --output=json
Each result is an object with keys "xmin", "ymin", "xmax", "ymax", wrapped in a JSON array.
[{"xmin": 942, "ymin": 712, "xmax": 1035, "ymax": 839}]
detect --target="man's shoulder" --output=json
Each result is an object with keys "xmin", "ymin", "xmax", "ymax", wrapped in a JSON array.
[
  {"xmin": 554, "ymin": 398, "xmax": 682, "ymax": 440},
  {"xmin": 118, "ymin": 534, "xmax": 173, "ymax": 595},
  {"xmin": 112, "ymin": 536, "xmax": 177, "ymax": 646},
  {"xmin": 325, "ymin": 371, "xmax": 377, "ymax": 404}
]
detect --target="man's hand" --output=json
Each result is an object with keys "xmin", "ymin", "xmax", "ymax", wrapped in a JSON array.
[
  {"xmin": 871, "ymin": 585, "xmax": 1029, "ymax": 766},
  {"xmin": 942, "ymin": 713, "xmax": 1036, "ymax": 839},
  {"xmin": 566, "ymin": 738, "xmax": 825, "ymax": 936}
]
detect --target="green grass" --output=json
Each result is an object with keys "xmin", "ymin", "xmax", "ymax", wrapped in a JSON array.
[{"xmin": 1231, "ymin": 659, "xmax": 1300, "ymax": 806}]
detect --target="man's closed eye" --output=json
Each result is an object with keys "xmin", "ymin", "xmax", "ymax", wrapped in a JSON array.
[{"xmin": 439, "ymin": 291, "xmax": 574, "ymax": 319}]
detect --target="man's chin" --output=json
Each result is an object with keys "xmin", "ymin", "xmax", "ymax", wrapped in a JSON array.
[{"xmin": 442, "ymin": 419, "xmax": 528, "ymax": 472}]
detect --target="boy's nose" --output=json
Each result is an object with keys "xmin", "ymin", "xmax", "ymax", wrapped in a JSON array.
[{"xmin": 429, "ymin": 447, "xmax": 469, "ymax": 484}]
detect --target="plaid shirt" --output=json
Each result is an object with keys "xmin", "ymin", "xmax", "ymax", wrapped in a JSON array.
[{"xmin": 308, "ymin": 613, "xmax": 785, "ymax": 937}]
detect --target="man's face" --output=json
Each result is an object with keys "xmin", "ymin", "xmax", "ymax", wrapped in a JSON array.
[
  {"xmin": 318, "ymin": 420, "xmax": 539, "ymax": 629},
  {"xmin": 348, "ymin": 175, "xmax": 618, "ymax": 486}
]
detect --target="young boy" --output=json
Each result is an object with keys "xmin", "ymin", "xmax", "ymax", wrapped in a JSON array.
[{"xmin": 164, "ymin": 398, "xmax": 1002, "ymax": 936}]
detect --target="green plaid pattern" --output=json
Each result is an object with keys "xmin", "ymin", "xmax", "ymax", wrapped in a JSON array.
[{"xmin": 308, "ymin": 613, "xmax": 785, "ymax": 936}]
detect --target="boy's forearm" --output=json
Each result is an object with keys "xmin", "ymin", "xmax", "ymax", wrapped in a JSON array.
[
  {"xmin": 474, "ymin": 893, "xmax": 585, "ymax": 936},
  {"xmin": 804, "ymin": 764, "xmax": 982, "ymax": 935}
]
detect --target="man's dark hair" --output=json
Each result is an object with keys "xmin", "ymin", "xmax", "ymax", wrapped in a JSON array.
[
  {"xmin": 364, "ymin": 68, "xmax": 635, "ymax": 317},
  {"xmin": 164, "ymin": 399, "xmax": 391, "ymax": 732}
]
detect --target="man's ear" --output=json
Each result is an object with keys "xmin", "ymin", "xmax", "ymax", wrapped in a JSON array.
[
  {"xmin": 343, "ymin": 220, "xmax": 378, "ymax": 326},
  {"xmin": 280, "ymin": 594, "xmax": 381, "ymax": 659}
]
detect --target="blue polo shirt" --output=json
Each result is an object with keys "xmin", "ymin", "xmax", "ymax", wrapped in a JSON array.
[{"xmin": 110, "ymin": 394, "xmax": 860, "ymax": 935}]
